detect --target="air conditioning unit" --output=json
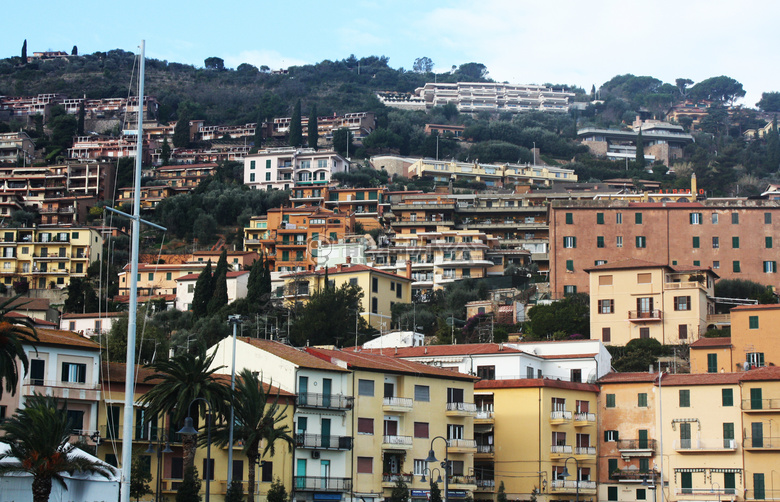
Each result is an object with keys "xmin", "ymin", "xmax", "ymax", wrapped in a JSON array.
[{"xmin": 312, "ymin": 451, "xmax": 321, "ymax": 459}]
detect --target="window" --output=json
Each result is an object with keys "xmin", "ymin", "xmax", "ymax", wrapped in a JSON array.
[
  {"xmin": 712, "ymin": 213, "xmax": 719, "ymax": 224},
  {"xmin": 708, "ymin": 353, "xmax": 718, "ymax": 373},
  {"xmin": 608, "ymin": 487, "xmax": 619, "ymax": 501},
  {"xmin": 754, "ymin": 473, "xmax": 765, "ymax": 500},
  {"xmin": 250, "ymin": 173, "xmax": 256, "ymax": 182},
  {"xmin": 732, "ymin": 236, "xmax": 740, "ymax": 249},
  {"xmin": 712, "ymin": 236, "xmax": 719, "ymax": 248},
  {"xmin": 66, "ymin": 409, "xmax": 84, "ymax": 432},
  {"xmin": 148, "ymin": 272, "xmax": 154, "ymax": 281},
  {"xmin": 358, "ymin": 379, "xmax": 374, "ymax": 396},
  {"xmin": 371, "ymin": 277, "xmax": 378, "ymax": 293},
  {"xmin": 595, "ymin": 260, "xmax": 607, "ymax": 266},
  {"xmin": 679, "ymin": 389, "xmax": 691, "ymax": 407},
  {"xmin": 357, "ymin": 457, "xmax": 373, "ymax": 474},
  {"xmin": 674, "ymin": 296, "xmax": 691, "ymax": 311},
  {"xmin": 261, "ymin": 461, "xmax": 273, "ymax": 482},
  {"xmin": 636, "ymin": 236, "xmax": 646, "ymax": 248},
  {"xmin": 616, "ymin": 212, "xmax": 623, "ymax": 224},
  {"xmin": 602, "ymin": 327, "xmax": 611, "ymax": 343},
  {"xmin": 447, "ymin": 387, "xmax": 465, "ymax": 404},
  {"xmin": 606, "ymin": 394, "xmax": 616, "ymax": 408},
  {"xmin": 371, "ymin": 297, "xmax": 378, "ymax": 314},
  {"xmin": 749, "ymin": 315, "xmax": 759, "ymax": 329},
  {"xmin": 635, "ymin": 212, "xmax": 643, "ymax": 224},
  {"xmin": 265, "ymin": 172, "xmax": 271, "ymax": 181},
  {"xmin": 692, "ymin": 236, "xmax": 700, "ymax": 248},
  {"xmin": 597, "ymin": 213, "xmax": 604, "ymax": 224},
  {"xmin": 747, "ymin": 352, "xmax": 765, "ymax": 367},
  {"xmin": 61, "ymin": 362, "xmax": 86, "ymax": 384},
  {"xmin": 413, "ymin": 459, "xmax": 427, "ymax": 476},
  {"xmin": 732, "ymin": 213, "xmax": 739, "ymax": 224},
  {"xmin": 570, "ymin": 369, "xmax": 581, "ymax": 383},
  {"xmin": 638, "ymin": 393, "xmax": 648, "ymax": 407},
  {"xmin": 202, "ymin": 458, "xmax": 215, "ymax": 481},
  {"xmin": 357, "ymin": 418, "xmax": 374, "ymax": 434},
  {"xmin": 637, "ymin": 273, "xmax": 651, "ymax": 284},
  {"xmin": 713, "ymin": 261, "xmax": 720, "ymax": 269},
  {"xmin": 597, "ymin": 236, "xmax": 605, "ymax": 248},
  {"xmin": 599, "ymin": 275, "xmax": 613, "ymax": 286},
  {"xmin": 733, "ymin": 261, "xmax": 741, "ymax": 273},
  {"xmin": 690, "ymin": 213, "xmax": 702, "ymax": 224},
  {"xmin": 396, "ymin": 283, "xmax": 403, "ymax": 298},
  {"xmin": 563, "ymin": 285, "xmax": 576, "ymax": 295},
  {"xmin": 723, "ymin": 422, "xmax": 735, "ymax": 448},
  {"xmin": 765, "ymin": 261, "xmax": 777, "ymax": 273},
  {"xmin": 413, "ymin": 422, "xmax": 429, "ymax": 438},
  {"xmin": 563, "ymin": 236, "xmax": 576, "ymax": 248},
  {"xmin": 722, "ymin": 388, "xmax": 734, "ymax": 406},
  {"xmin": 616, "ymin": 236, "xmax": 623, "ymax": 248},
  {"xmin": 639, "ymin": 327, "xmax": 650, "ymax": 339},
  {"xmin": 605, "ymin": 430, "xmax": 619, "ymax": 442},
  {"xmin": 566, "ymin": 260, "xmax": 574, "ymax": 272},
  {"xmin": 767, "ymin": 236, "xmax": 773, "ymax": 248},
  {"xmin": 414, "ymin": 385, "xmax": 430, "ymax": 402},
  {"xmin": 765, "ymin": 212, "xmax": 773, "ymax": 224},
  {"xmin": 598, "ymin": 299, "xmax": 615, "ymax": 314},
  {"xmin": 447, "ymin": 424, "xmax": 464, "ymax": 440},
  {"xmin": 637, "ymin": 489, "xmax": 647, "ymax": 500},
  {"xmin": 693, "ymin": 260, "xmax": 700, "ymax": 266},
  {"xmin": 477, "ymin": 365, "xmax": 496, "ymax": 380},
  {"xmin": 565, "ymin": 212, "xmax": 573, "ymax": 224}
]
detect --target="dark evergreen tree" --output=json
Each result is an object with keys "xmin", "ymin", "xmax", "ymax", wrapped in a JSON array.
[
  {"xmin": 246, "ymin": 253, "xmax": 271, "ymax": 308},
  {"xmin": 130, "ymin": 454, "xmax": 152, "ymax": 502},
  {"xmin": 430, "ymin": 480, "xmax": 442, "ymax": 502},
  {"xmin": 635, "ymin": 129, "xmax": 645, "ymax": 167},
  {"xmin": 173, "ymin": 116, "xmax": 190, "ymax": 148},
  {"xmin": 497, "ymin": 481, "xmax": 508, "ymax": 502},
  {"xmin": 71, "ymin": 45, "xmax": 78, "ymax": 56},
  {"xmin": 21, "ymin": 40, "xmax": 27, "ymax": 64},
  {"xmin": 391, "ymin": 475, "xmax": 410, "ymax": 502},
  {"xmin": 175, "ymin": 465, "xmax": 202, "ymax": 502},
  {"xmin": 308, "ymin": 104, "xmax": 319, "ymax": 150},
  {"xmin": 254, "ymin": 114, "xmax": 264, "ymax": 149},
  {"xmin": 289, "ymin": 99, "xmax": 302, "ymax": 147},
  {"xmin": 207, "ymin": 250, "xmax": 229, "ymax": 314},
  {"xmin": 225, "ymin": 480, "xmax": 243, "ymax": 502},
  {"xmin": 267, "ymin": 477, "xmax": 288, "ymax": 502},
  {"xmin": 768, "ymin": 117, "xmax": 780, "ymax": 172},
  {"xmin": 76, "ymin": 101, "xmax": 85, "ymax": 136},
  {"xmin": 191, "ymin": 260, "xmax": 213, "ymax": 319},
  {"xmin": 160, "ymin": 138, "xmax": 171, "ymax": 166}
]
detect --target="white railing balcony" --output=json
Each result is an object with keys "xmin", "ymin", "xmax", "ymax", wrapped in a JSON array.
[
  {"xmin": 551, "ymin": 445, "xmax": 572, "ymax": 454},
  {"xmin": 575, "ymin": 446, "xmax": 596, "ymax": 456},
  {"xmin": 550, "ymin": 410, "xmax": 572, "ymax": 421}
]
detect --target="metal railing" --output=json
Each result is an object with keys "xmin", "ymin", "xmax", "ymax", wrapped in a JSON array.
[
  {"xmin": 24, "ymin": 379, "xmax": 99, "ymax": 390},
  {"xmin": 383, "ymin": 396, "xmax": 413, "ymax": 408},
  {"xmin": 745, "ymin": 489, "xmax": 780, "ymax": 500},
  {"xmin": 676, "ymin": 488, "xmax": 737, "ymax": 495},
  {"xmin": 476, "ymin": 479, "xmax": 496, "ymax": 489},
  {"xmin": 628, "ymin": 309, "xmax": 663, "ymax": 320},
  {"xmin": 476, "ymin": 410, "xmax": 494, "ymax": 420},
  {"xmin": 382, "ymin": 474, "xmax": 412, "ymax": 483},
  {"xmin": 293, "ymin": 476, "xmax": 351, "ymax": 491},
  {"xmin": 476, "ymin": 444, "xmax": 494, "ymax": 454},
  {"xmin": 447, "ymin": 438, "xmax": 477, "ymax": 449},
  {"xmin": 575, "ymin": 446, "xmax": 596, "ymax": 455},
  {"xmin": 673, "ymin": 439, "xmax": 737, "ymax": 450},
  {"xmin": 617, "ymin": 439, "xmax": 657, "ymax": 450},
  {"xmin": 297, "ymin": 393, "xmax": 354, "ymax": 410},
  {"xmin": 742, "ymin": 398, "xmax": 780, "ymax": 411},
  {"xmin": 744, "ymin": 437, "xmax": 780, "ymax": 448},
  {"xmin": 574, "ymin": 412, "xmax": 596, "ymax": 422},
  {"xmin": 295, "ymin": 433, "xmax": 353, "ymax": 450},
  {"xmin": 447, "ymin": 402, "xmax": 477, "ymax": 413},
  {"xmin": 382, "ymin": 435, "xmax": 413, "ymax": 446},
  {"xmin": 550, "ymin": 480, "xmax": 597, "ymax": 491},
  {"xmin": 448, "ymin": 475, "xmax": 476, "ymax": 485},
  {"xmin": 550, "ymin": 410, "xmax": 572, "ymax": 420},
  {"xmin": 551, "ymin": 445, "xmax": 573, "ymax": 454}
]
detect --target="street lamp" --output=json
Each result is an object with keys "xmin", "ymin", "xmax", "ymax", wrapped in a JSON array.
[
  {"xmin": 420, "ymin": 467, "xmax": 443, "ymax": 484},
  {"xmin": 178, "ymin": 397, "xmax": 214, "ymax": 502},
  {"xmin": 560, "ymin": 456, "xmax": 580, "ymax": 502},
  {"xmin": 227, "ymin": 315, "xmax": 244, "ymax": 484},
  {"xmin": 642, "ymin": 475, "xmax": 657, "ymax": 502},
  {"xmin": 145, "ymin": 433, "xmax": 173, "ymax": 502},
  {"xmin": 425, "ymin": 436, "xmax": 449, "ymax": 502}
]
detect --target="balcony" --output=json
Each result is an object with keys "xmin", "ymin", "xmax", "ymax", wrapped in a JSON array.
[
  {"xmin": 574, "ymin": 446, "xmax": 597, "ymax": 458},
  {"xmin": 383, "ymin": 396, "xmax": 413, "ymax": 412},
  {"xmin": 293, "ymin": 476, "xmax": 351, "ymax": 492},
  {"xmin": 33, "ymin": 253, "xmax": 70, "ymax": 260},
  {"xmin": 297, "ymin": 393, "xmax": 354, "ymax": 410},
  {"xmin": 475, "ymin": 410, "xmax": 495, "ymax": 424},
  {"xmin": 382, "ymin": 474, "xmax": 412, "ymax": 488},
  {"xmin": 742, "ymin": 398, "xmax": 780, "ymax": 412},
  {"xmin": 22, "ymin": 379, "xmax": 100, "ymax": 400},
  {"xmin": 447, "ymin": 438, "xmax": 477, "ymax": 453},
  {"xmin": 550, "ymin": 410, "xmax": 572, "ymax": 424},
  {"xmin": 617, "ymin": 439, "xmax": 656, "ymax": 456},
  {"xmin": 100, "ymin": 425, "xmax": 183, "ymax": 444},
  {"xmin": 573, "ymin": 412, "xmax": 596, "ymax": 427},
  {"xmin": 746, "ymin": 489, "xmax": 780, "ymax": 501},
  {"xmin": 743, "ymin": 437, "xmax": 780, "ymax": 451},
  {"xmin": 217, "ymin": 480, "xmax": 259, "ymax": 496},
  {"xmin": 476, "ymin": 444, "xmax": 495, "ymax": 456},
  {"xmin": 446, "ymin": 402, "xmax": 477, "ymax": 417},
  {"xmin": 549, "ymin": 480, "xmax": 597, "ymax": 494},
  {"xmin": 610, "ymin": 469, "xmax": 659, "ymax": 482},
  {"xmin": 295, "ymin": 433, "xmax": 353, "ymax": 450},
  {"xmin": 550, "ymin": 445, "xmax": 573, "ymax": 458},
  {"xmin": 475, "ymin": 479, "xmax": 496, "ymax": 492},
  {"xmin": 382, "ymin": 435, "xmax": 413, "ymax": 449},
  {"xmin": 628, "ymin": 310, "xmax": 663, "ymax": 322},
  {"xmin": 448, "ymin": 475, "xmax": 477, "ymax": 489},
  {"xmin": 673, "ymin": 439, "xmax": 738, "ymax": 452},
  {"xmin": 676, "ymin": 488, "xmax": 738, "ymax": 498}
]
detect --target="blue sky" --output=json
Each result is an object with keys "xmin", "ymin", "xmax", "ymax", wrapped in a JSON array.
[{"xmin": 5, "ymin": 0, "xmax": 779, "ymax": 107}]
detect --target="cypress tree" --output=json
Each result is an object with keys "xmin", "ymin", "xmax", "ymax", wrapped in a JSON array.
[
  {"xmin": 161, "ymin": 138, "xmax": 171, "ymax": 166},
  {"xmin": 77, "ymin": 100, "xmax": 85, "ymax": 136},
  {"xmin": 176, "ymin": 465, "xmax": 202, "ymax": 502},
  {"xmin": 289, "ymin": 100, "xmax": 302, "ymax": 147},
  {"xmin": 173, "ymin": 116, "xmax": 190, "ymax": 148},
  {"xmin": 207, "ymin": 250, "xmax": 229, "ymax": 314},
  {"xmin": 21, "ymin": 40, "xmax": 27, "ymax": 65},
  {"xmin": 191, "ymin": 260, "xmax": 213, "ymax": 319},
  {"xmin": 71, "ymin": 45, "xmax": 78, "ymax": 56},
  {"xmin": 308, "ymin": 104, "xmax": 319, "ymax": 150},
  {"xmin": 635, "ymin": 129, "xmax": 645, "ymax": 167}
]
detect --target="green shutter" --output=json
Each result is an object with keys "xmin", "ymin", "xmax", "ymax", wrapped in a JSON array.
[
  {"xmin": 637, "ymin": 393, "xmax": 647, "ymax": 407},
  {"xmin": 750, "ymin": 316, "xmax": 759, "ymax": 329},
  {"xmin": 565, "ymin": 212, "xmax": 573, "ymax": 224},
  {"xmin": 608, "ymin": 459, "xmax": 618, "ymax": 476},
  {"xmin": 635, "ymin": 212, "xmax": 643, "ymax": 224},
  {"xmin": 679, "ymin": 389, "xmax": 690, "ymax": 407},
  {"xmin": 693, "ymin": 236, "xmax": 700, "ymax": 248},
  {"xmin": 597, "ymin": 213, "xmax": 604, "ymax": 224},
  {"xmin": 733, "ymin": 261, "xmax": 741, "ymax": 272},
  {"xmin": 754, "ymin": 473, "xmax": 765, "ymax": 500},
  {"xmin": 722, "ymin": 388, "xmax": 733, "ymax": 406},
  {"xmin": 597, "ymin": 236, "xmax": 604, "ymax": 248},
  {"xmin": 566, "ymin": 260, "xmax": 574, "ymax": 272},
  {"xmin": 767, "ymin": 236, "xmax": 773, "ymax": 248},
  {"xmin": 606, "ymin": 394, "xmax": 615, "ymax": 407},
  {"xmin": 732, "ymin": 236, "xmax": 740, "ymax": 248},
  {"xmin": 707, "ymin": 353, "xmax": 717, "ymax": 373}
]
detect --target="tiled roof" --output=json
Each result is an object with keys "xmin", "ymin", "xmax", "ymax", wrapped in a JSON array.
[
  {"xmin": 360, "ymin": 343, "xmax": 524, "ymax": 358},
  {"xmin": 1, "ymin": 296, "xmax": 51, "ymax": 311},
  {"xmin": 583, "ymin": 259, "xmax": 666, "ymax": 272},
  {"xmin": 239, "ymin": 338, "xmax": 349, "ymax": 372},
  {"xmin": 101, "ymin": 362, "xmax": 161, "ymax": 385},
  {"xmin": 475, "ymin": 378, "xmax": 599, "ymax": 392},
  {"xmin": 306, "ymin": 347, "xmax": 478, "ymax": 381},
  {"xmin": 658, "ymin": 373, "xmax": 740, "ymax": 386},
  {"xmin": 739, "ymin": 366, "xmax": 780, "ymax": 381},
  {"xmin": 62, "ymin": 312, "xmax": 124, "ymax": 319},
  {"xmin": 731, "ymin": 304, "xmax": 780, "ymax": 312},
  {"xmin": 22, "ymin": 328, "xmax": 100, "ymax": 350},
  {"xmin": 598, "ymin": 372, "xmax": 659, "ymax": 384},
  {"xmin": 139, "ymin": 253, "xmax": 192, "ymax": 264},
  {"xmin": 690, "ymin": 337, "xmax": 732, "ymax": 349}
]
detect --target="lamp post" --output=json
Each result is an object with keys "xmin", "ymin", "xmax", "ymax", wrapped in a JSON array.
[
  {"xmin": 642, "ymin": 475, "xmax": 657, "ymax": 502},
  {"xmin": 145, "ymin": 434, "xmax": 173, "ymax": 502},
  {"xmin": 227, "ymin": 315, "xmax": 244, "ymax": 485},
  {"xmin": 560, "ymin": 456, "xmax": 580, "ymax": 502},
  {"xmin": 179, "ymin": 397, "xmax": 213, "ymax": 502},
  {"xmin": 425, "ymin": 436, "xmax": 449, "ymax": 502},
  {"xmin": 420, "ymin": 467, "xmax": 443, "ymax": 484}
]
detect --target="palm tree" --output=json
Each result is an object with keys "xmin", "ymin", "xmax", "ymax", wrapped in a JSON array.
[
  {"xmin": 0, "ymin": 394, "xmax": 113, "ymax": 502},
  {"xmin": 0, "ymin": 295, "xmax": 38, "ymax": 398},
  {"xmin": 211, "ymin": 369, "xmax": 293, "ymax": 501},
  {"xmin": 138, "ymin": 343, "xmax": 230, "ymax": 473}
]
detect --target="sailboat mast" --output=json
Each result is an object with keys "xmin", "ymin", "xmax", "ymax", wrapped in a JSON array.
[{"xmin": 120, "ymin": 39, "xmax": 145, "ymax": 502}]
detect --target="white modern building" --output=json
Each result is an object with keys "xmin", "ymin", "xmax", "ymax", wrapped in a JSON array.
[
  {"xmin": 60, "ymin": 312, "xmax": 123, "ymax": 337},
  {"xmin": 243, "ymin": 148, "xmax": 349, "ymax": 191}
]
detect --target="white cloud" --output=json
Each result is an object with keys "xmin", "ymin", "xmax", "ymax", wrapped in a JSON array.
[{"xmin": 223, "ymin": 50, "xmax": 309, "ymax": 71}]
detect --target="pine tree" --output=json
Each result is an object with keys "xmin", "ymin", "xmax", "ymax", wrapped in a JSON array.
[
  {"xmin": 176, "ymin": 465, "xmax": 202, "ymax": 502},
  {"xmin": 225, "ymin": 480, "xmax": 243, "ymax": 502},
  {"xmin": 289, "ymin": 100, "xmax": 302, "ymax": 147},
  {"xmin": 161, "ymin": 138, "xmax": 172, "ymax": 166},
  {"xmin": 430, "ymin": 480, "xmax": 443, "ymax": 502},
  {"xmin": 21, "ymin": 39, "xmax": 27, "ymax": 65},
  {"xmin": 247, "ymin": 252, "xmax": 271, "ymax": 308},
  {"xmin": 308, "ymin": 104, "xmax": 319, "ymax": 150},
  {"xmin": 130, "ymin": 454, "xmax": 152, "ymax": 502},
  {"xmin": 254, "ymin": 114, "xmax": 264, "ymax": 149},
  {"xmin": 191, "ymin": 260, "xmax": 213, "ymax": 319},
  {"xmin": 391, "ymin": 475, "xmax": 410, "ymax": 502},
  {"xmin": 207, "ymin": 249, "xmax": 229, "ymax": 314},
  {"xmin": 497, "ymin": 481, "xmax": 508, "ymax": 502},
  {"xmin": 635, "ymin": 129, "xmax": 645, "ymax": 167},
  {"xmin": 267, "ymin": 477, "xmax": 288, "ymax": 502}
]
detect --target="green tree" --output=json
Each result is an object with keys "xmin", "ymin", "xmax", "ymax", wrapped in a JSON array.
[
  {"xmin": 267, "ymin": 477, "xmax": 289, "ymax": 502},
  {"xmin": 191, "ymin": 260, "xmax": 213, "ymax": 319},
  {"xmin": 130, "ymin": 454, "xmax": 152, "ymax": 502},
  {"xmin": 526, "ymin": 293, "xmax": 590, "ymax": 340},
  {"xmin": 430, "ymin": 479, "xmax": 443, "ymax": 502},
  {"xmin": 608, "ymin": 338, "xmax": 668, "ymax": 372},
  {"xmin": 675, "ymin": 78, "xmax": 693, "ymax": 97},
  {"xmin": 0, "ymin": 395, "xmax": 112, "ymax": 502},
  {"xmin": 71, "ymin": 45, "xmax": 78, "ymax": 56},
  {"xmin": 289, "ymin": 99, "xmax": 302, "ymax": 147},
  {"xmin": 714, "ymin": 279, "xmax": 778, "ymax": 312},
  {"xmin": 290, "ymin": 283, "xmax": 369, "ymax": 346},
  {"xmin": 767, "ymin": 117, "xmax": 780, "ymax": 171},
  {"xmin": 757, "ymin": 92, "xmax": 780, "ymax": 113},
  {"xmin": 0, "ymin": 295, "xmax": 38, "ymax": 398},
  {"xmin": 102, "ymin": 309, "xmax": 168, "ymax": 363},
  {"xmin": 247, "ymin": 253, "xmax": 272, "ymax": 308},
  {"xmin": 176, "ymin": 465, "xmax": 202, "ymax": 502},
  {"xmin": 77, "ymin": 100, "xmax": 85, "ymax": 136},
  {"xmin": 21, "ymin": 39, "xmax": 27, "ymax": 64},
  {"xmin": 204, "ymin": 57, "xmax": 224, "ymax": 70},
  {"xmin": 138, "ymin": 345, "xmax": 230, "ymax": 473},
  {"xmin": 690, "ymin": 76, "xmax": 746, "ymax": 105},
  {"xmin": 635, "ymin": 129, "xmax": 645, "ymax": 166},
  {"xmin": 160, "ymin": 137, "xmax": 172, "ymax": 166},
  {"xmin": 225, "ymin": 480, "xmax": 243, "ymax": 502},
  {"xmin": 308, "ymin": 104, "xmax": 319, "ymax": 150},
  {"xmin": 391, "ymin": 475, "xmax": 410, "ymax": 502},
  {"xmin": 332, "ymin": 127, "xmax": 354, "ymax": 157},
  {"xmin": 173, "ymin": 116, "xmax": 190, "ymax": 148},
  {"xmin": 63, "ymin": 277, "xmax": 99, "ymax": 313},
  {"xmin": 413, "ymin": 57, "xmax": 434, "ymax": 73},
  {"xmin": 497, "ymin": 481, "xmax": 508, "ymax": 502},
  {"xmin": 212, "ymin": 369, "xmax": 293, "ymax": 498},
  {"xmin": 456, "ymin": 62, "xmax": 488, "ymax": 80},
  {"xmin": 207, "ymin": 249, "xmax": 229, "ymax": 315}
]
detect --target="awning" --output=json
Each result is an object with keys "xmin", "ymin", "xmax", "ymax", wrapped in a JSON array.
[{"xmin": 675, "ymin": 468, "xmax": 706, "ymax": 473}]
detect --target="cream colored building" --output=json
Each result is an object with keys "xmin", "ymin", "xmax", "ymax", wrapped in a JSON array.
[{"xmin": 587, "ymin": 260, "xmax": 717, "ymax": 346}]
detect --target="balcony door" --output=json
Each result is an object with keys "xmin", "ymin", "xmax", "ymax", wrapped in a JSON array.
[
  {"xmin": 320, "ymin": 460, "xmax": 330, "ymax": 489},
  {"xmin": 322, "ymin": 378, "xmax": 331, "ymax": 408},
  {"xmin": 638, "ymin": 429, "xmax": 648, "ymax": 449},
  {"xmin": 299, "ymin": 376, "xmax": 308, "ymax": 406},
  {"xmin": 679, "ymin": 423, "xmax": 691, "ymax": 449},
  {"xmin": 321, "ymin": 418, "xmax": 331, "ymax": 449},
  {"xmin": 637, "ymin": 297, "xmax": 653, "ymax": 317}
]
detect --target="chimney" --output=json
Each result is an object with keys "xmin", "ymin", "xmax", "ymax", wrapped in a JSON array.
[
  {"xmin": 406, "ymin": 260, "xmax": 412, "ymax": 279},
  {"xmin": 337, "ymin": 264, "xmax": 343, "ymax": 272},
  {"xmin": 346, "ymin": 256, "xmax": 352, "ymax": 265}
]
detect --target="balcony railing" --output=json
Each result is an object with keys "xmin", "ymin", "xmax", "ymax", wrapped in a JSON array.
[
  {"xmin": 673, "ymin": 439, "xmax": 737, "ymax": 451},
  {"xmin": 23, "ymin": 379, "xmax": 99, "ymax": 391},
  {"xmin": 744, "ymin": 437, "xmax": 780, "ymax": 449},
  {"xmin": 382, "ymin": 474, "xmax": 412, "ymax": 484},
  {"xmin": 476, "ymin": 444, "xmax": 495, "ymax": 454},
  {"xmin": 448, "ymin": 475, "xmax": 476, "ymax": 485},
  {"xmin": 551, "ymin": 445, "xmax": 573, "ymax": 454},
  {"xmin": 383, "ymin": 396, "xmax": 413, "ymax": 409},
  {"xmin": 550, "ymin": 410, "xmax": 572, "ymax": 421},
  {"xmin": 383, "ymin": 435, "xmax": 413, "ymax": 447},
  {"xmin": 297, "ymin": 393, "xmax": 354, "ymax": 410},
  {"xmin": 575, "ymin": 446, "xmax": 596, "ymax": 455},
  {"xmin": 617, "ymin": 439, "xmax": 657, "ymax": 451},
  {"xmin": 446, "ymin": 402, "xmax": 477, "ymax": 414},
  {"xmin": 476, "ymin": 410, "xmax": 494, "ymax": 420},
  {"xmin": 574, "ymin": 412, "xmax": 596, "ymax": 423},
  {"xmin": 676, "ymin": 488, "xmax": 738, "ymax": 496},
  {"xmin": 745, "ymin": 489, "xmax": 780, "ymax": 500},
  {"xmin": 610, "ymin": 469, "xmax": 659, "ymax": 481},
  {"xmin": 295, "ymin": 433, "xmax": 353, "ymax": 450},
  {"xmin": 476, "ymin": 479, "xmax": 496, "ymax": 490},
  {"xmin": 742, "ymin": 398, "xmax": 780, "ymax": 411},
  {"xmin": 293, "ymin": 476, "xmax": 352, "ymax": 492},
  {"xmin": 550, "ymin": 480, "xmax": 597, "ymax": 491},
  {"xmin": 628, "ymin": 310, "xmax": 663, "ymax": 321},
  {"xmin": 447, "ymin": 438, "xmax": 476, "ymax": 449}
]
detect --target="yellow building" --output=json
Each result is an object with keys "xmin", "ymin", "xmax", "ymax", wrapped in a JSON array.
[
  {"xmin": 0, "ymin": 226, "xmax": 103, "ymax": 290},
  {"xmin": 305, "ymin": 347, "xmax": 479, "ymax": 502},
  {"xmin": 689, "ymin": 337, "xmax": 734, "ymax": 374},
  {"xmin": 117, "ymin": 262, "xmax": 207, "ymax": 297},
  {"xmin": 587, "ymin": 260, "xmax": 717, "ymax": 346},
  {"xmin": 279, "ymin": 262, "xmax": 413, "ymax": 330},
  {"xmin": 472, "ymin": 379, "xmax": 599, "ymax": 502},
  {"xmin": 739, "ymin": 366, "xmax": 780, "ymax": 502}
]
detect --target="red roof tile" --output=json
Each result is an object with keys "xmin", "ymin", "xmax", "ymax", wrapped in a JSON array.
[
  {"xmin": 739, "ymin": 366, "xmax": 780, "ymax": 381},
  {"xmin": 598, "ymin": 372, "xmax": 659, "ymax": 384},
  {"xmin": 1, "ymin": 296, "xmax": 51, "ymax": 311},
  {"xmin": 475, "ymin": 378, "xmax": 599, "ymax": 392},
  {"xmin": 690, "ymin": 337, "xmax": 732, "ymax": 349},
  {"xmin": 658, "ymin": 373, "xmax": 740, "ymax": 386},
  {"xmin": 731, "ymin": 304, "xmax": 780, "ymax": 312},
  {"xmin": 21, "ymin": 327, "xmax": 101, "ymax": 350},
  {"xmin": 239, "ymin": 338, "xmax": 349, "ymax": 372}
]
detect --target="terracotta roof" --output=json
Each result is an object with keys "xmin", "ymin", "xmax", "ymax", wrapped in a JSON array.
[
  {"xmin": 658, "ymin": 373, "xmax": 740, "ymax": 386},
  {"xmin": 583, "ymin": 259, "xmax": 666, "ymax": 273},
  {"xmin": 360, "ymin": 343, "xmax": 524, "ymax": 358},
  {"xmin": 475, "ymin": 378, "xmax": 599, "ymax": 392},
  {"xmin": 62, "ymin": 312, "xmax": 124, "ymax": 319},
  {"xmin": 191, "ymin": 251, "xmax": 258, "ymax": 257},
  {"xmin": 306, "ymin": 347, "xmax": 478, "ymax": 381},
  {"xmin": 1, "ymin": 296, "xmax": 51, "ymax": 311},
  {"xmin": 690, "ymin": 337, "xmax": 732, "ymax": 349},
  {"xmin": 731, "ymin": 304, "xmax": 780, "ymax": 312},
  {"xmin": 22, "ymin": 327, "xmax": 100, "ymax": 350},
  {"xmin": 211, "ymin": 373, "xmax": 295, "ymax": 397},
  {"xmin": 239, "ymin": 338, "xmax": 349, "ymax": 372},
  {"xmin": 598, "ymin": 372, "xmax": 659, "ymax": 384},
  {"xmin": 176, "ymin": 271, "xmax": 249, "ymax": 282},
  {"xmin": 282, "ymin": 264, "xmax": 412, "ymax": 282},
  {"xmin": 101, "ymin": 362, "xmax": 161, "ymax": 385},
  {"xmin": 739, "ymin": 366, "xmax": 780, "ymax": 381}
]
